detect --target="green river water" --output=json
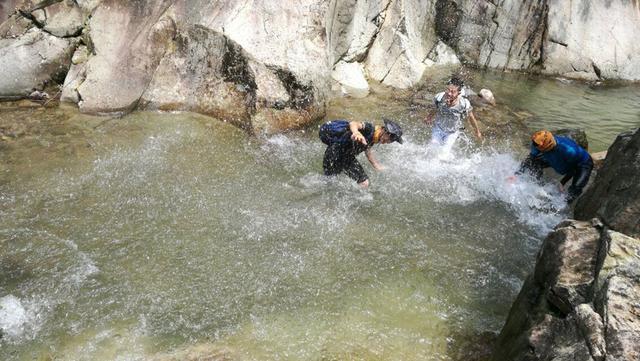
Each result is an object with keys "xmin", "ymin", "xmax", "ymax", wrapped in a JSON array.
[{"xmin": 0, "ymin": 72, "xmax": 639, "ymax": 360}]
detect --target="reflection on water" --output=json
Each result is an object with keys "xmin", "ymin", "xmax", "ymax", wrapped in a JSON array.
[
  {"xmin": 0, "ymin": 72, "xmax": 638, "ymax": 360},
  {"xmin": 474, "ymin": 72, "xmax": 640, "ymax": 152}
]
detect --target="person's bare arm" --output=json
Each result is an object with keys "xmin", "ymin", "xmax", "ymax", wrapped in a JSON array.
[
  {"xmin": 349, "ymin": 121, "xmax": 367, "ymax": 145},
  {"xmin": 425, "ymin": 109, "xmax": 436, "ymax": 125},
  {"xmin": 365, "ymin": 148, "xmax": 385, "ymax": 171},
  {"xmin": 468, "ymin": 111, "xmax": 482, "ymax": 139}
]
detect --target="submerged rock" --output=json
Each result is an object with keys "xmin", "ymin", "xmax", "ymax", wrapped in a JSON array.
[
  {"xmin": 554, "ymin": 128, "xmax": 589, "ymax": 151},
  {"xmin": 150, "ymin": 343, "xmax": 236, "ymax": 361}
]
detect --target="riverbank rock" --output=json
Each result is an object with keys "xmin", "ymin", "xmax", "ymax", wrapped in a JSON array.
[
  {"xmin": 542, "ymin": 1, "xmax": 640, "ymax": 81},
  {"xmin": 491, "ymin": 220, "xmax": 640, "ymax": 361},
  {"xmin": 331, "ymin": 61, "xmax": 369, "ymax": 98},
  {"xmin": 139, "ymin": 25, "xmax": 255, "ymax": 130},
  {"xmin": 0, "ymin": 28, "xmax": 77, "ymax": 97},
  {"xmin": 74, "ymin": 1, "xmax": 176, "ymax": 114},
  {"xmin": 55, "ymin": 0, "xmax": 329, "ymax": 131},
  {"xmin": 575, "ymin": 129, "xmax": 640, "ymax": 238},
  {"xmin": 0, "ymin": 0, "xmax": 91, "ymax": 98},
  {"xmin": 3, "ymin": 0, "xmax": 640, "ymax": 133}
]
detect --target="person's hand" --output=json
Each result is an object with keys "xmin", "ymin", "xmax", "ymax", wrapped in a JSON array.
[
  {"xmin": 476, "ymin": 130, "xmax": 483, "ymax": 140},
  {"xmin": 374, "ymin": 165, "xmax": 386, "ymax": 172},
  {"xmin": 506, "ymin": 175, "xmax": 517, "ymax": 184},
  {"xmin": 351, "ymin": 131, "xmax": 367, "ymax": 145},
  {"xmin": 424, "ymin": 111, "xmax": 436, "ymax": 125}
]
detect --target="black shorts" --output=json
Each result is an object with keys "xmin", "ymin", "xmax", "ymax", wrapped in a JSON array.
[{"xmin": 323, "ymin": 143, "xmax": 368, "ymax": 184}]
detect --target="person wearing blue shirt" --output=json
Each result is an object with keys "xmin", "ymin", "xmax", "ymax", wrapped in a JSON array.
[{"xmin": 511, "ymin": 130, "xmax": 593, "ymax": 203}]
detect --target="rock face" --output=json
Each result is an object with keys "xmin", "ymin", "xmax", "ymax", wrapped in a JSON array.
[
  {"xmin": 543, "ymin": 1, "xmax": 640, "ymax": 81},
  {"xmin": 575, "ymin": 129, "xmax": 640, "ymax": 238},
  {"xmin": 491, "ymin": 220, "xmax": 640, "ymax": 361},
  {"xmin": 75, "ymin": 0, "xmax": 177, "ymax": 114},
  {"xmin": 0, "ymin": 0, "xmax": 20, "ymax": 24},
  {"xmin": 1, "ymin": 0, "xmax": 640, "ymax": 128},
  {"xmin": 0, "ymin": 28, "xmax": 77, "ymax": 97},
  {"xmin": 449, "ymin": 0, "xmax": 640, "ymax": 81}
]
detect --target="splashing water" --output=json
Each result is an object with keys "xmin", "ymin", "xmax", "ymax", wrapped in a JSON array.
[
  {"xmin": 0, "ymin": 295, "xmax": 28, "ymax": 340},
  {"xmin": 0, "ymin": 111, "xmax": 575, "ymax": 360},
  {"xmin": 357, "ymin": 132, "xmax": 568, "ymax": 235}
]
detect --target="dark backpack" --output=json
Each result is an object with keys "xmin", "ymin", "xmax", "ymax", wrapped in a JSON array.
[{"xmin": 319, "ymin": 120, "xmax": 351, "ymax": 145}]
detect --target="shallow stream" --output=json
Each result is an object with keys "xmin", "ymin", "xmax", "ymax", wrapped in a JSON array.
[{"xmin": 0, "ymin": 72, "xmax": 639, "ymax": 360}]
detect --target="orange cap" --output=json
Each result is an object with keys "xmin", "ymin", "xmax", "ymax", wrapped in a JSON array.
[{"xmin": 532, "ymin": 130, "xmax": 556, "ymax": 152}]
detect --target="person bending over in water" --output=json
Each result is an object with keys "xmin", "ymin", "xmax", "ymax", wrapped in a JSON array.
[
  {"xmin": 508, "ymin": 130, "xmax": 593, "ymax": 204},
  {"xmin": 319, "ymin": 118, "xmax": 403, "ymax": 188},
  {"xmin": 425, "ymin": 77, "xmax": 482, "ymax": 144}
]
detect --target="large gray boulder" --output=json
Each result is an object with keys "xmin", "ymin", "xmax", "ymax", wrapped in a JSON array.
[
  {"xmin": 65, "ymin": 0, "xmax": 329, "ymax": 131},
  {"xmin": 39, "ymin": 1, "xmax": 85, "ymax": 38},
  {"xmin": 75, "ymin": 0, "xmax": 175, "ymax": 114},
  {"xmin": 441, "ymin": 0, "xmax": 547, "ymax": 72},
  {"xmin": 139, "ymin": 25, "xmax": 256, "ymax": 130},
  {"xmin": 533, "ymin": 220, "xmax": 602, "ymax": 315},
  {"xmin": 491, "ymin": 221, "xmax": 640, "ymax": 361},
  {"xmin": 595, "ymin": 231, "xmax": 640, "ymax": 361},
  {"xmin": 0, "ymin": 28, "xmax": 77, "ymax": 97},
  {"xmin": 328, "ymin": 0, "xmax": 461, "ymax": 90},
  {"xmin": 0, "ymin": 0, "xmax": 91, "ymax": 98},
  {"xmin": 575, "ymin": 129, "xmax": 640, "ymax": 238},
  {"xmin": 363, "ymin": 0, "xmax": 446, "ymax": 88}
]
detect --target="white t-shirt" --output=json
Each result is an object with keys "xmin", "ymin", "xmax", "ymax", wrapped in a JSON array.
[{"xmin": 433, "ymin": 92, "xmax": 472, "ymax": 133}]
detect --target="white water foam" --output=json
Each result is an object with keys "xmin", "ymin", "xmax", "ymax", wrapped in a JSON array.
[
  {"xmin": 0, "ymin": 295, "xmax": 49, "ymax": 343},
  {"xmin": 387, "ymin": 136, "xmax": 567, "ymax": 234},
  {"xmin": 0, "ymin": 232, "xmax": 100, "ymax": 345},
  {"xmin": 261, "ymin": 133, "xmax": 566, "ymax": 235},
  {"xmin": 0, "ymin": 295, "xmax": 27, "ymax": 340}
]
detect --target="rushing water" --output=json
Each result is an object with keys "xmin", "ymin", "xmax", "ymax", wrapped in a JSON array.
[{"xmin": 0, "ymin": 73, "xmax": 639, "ymax": 360}]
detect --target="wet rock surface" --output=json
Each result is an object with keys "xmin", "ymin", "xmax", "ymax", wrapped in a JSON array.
[
  {"xmin": 491, "ymin": 220, "xmax": 640, "ymax": 361},
  {"xmin": 575, "ymin": 129, "xmax": 640, "ymax": 238}
]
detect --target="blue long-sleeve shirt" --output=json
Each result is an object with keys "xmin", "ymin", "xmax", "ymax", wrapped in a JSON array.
[{"xmin": 529, "ymin": 136, "xmax": 592, "ymax": 175}]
